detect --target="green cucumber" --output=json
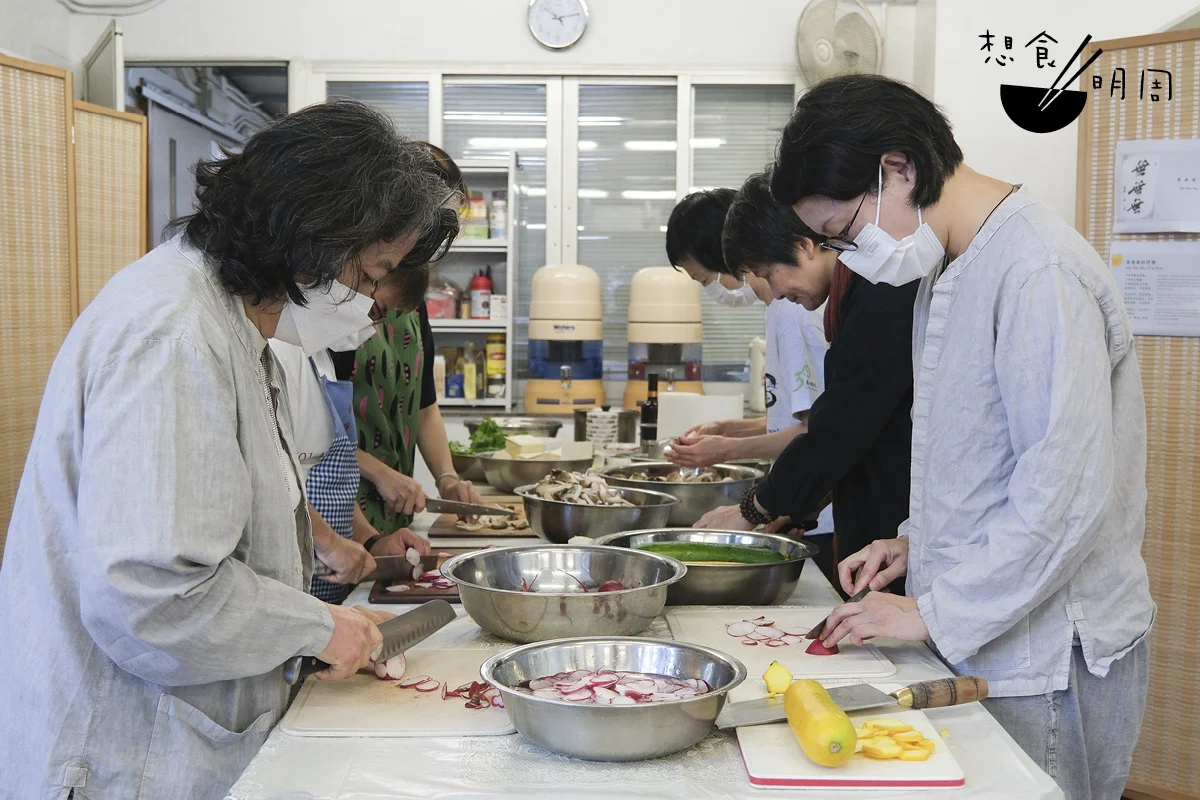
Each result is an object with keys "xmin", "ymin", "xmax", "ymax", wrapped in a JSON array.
[{"xmin": 635, "ymin": 541, "xmax": 785, "ymax": 564}]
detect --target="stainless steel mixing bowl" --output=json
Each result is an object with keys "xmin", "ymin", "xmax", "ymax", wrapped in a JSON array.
[
  {"xmin": 440, "ymin": 545, "xmax": 687, "ymax": 643},
  {"xmin": 450, "ymin": 452, "xmax": 487, "ymax": 482},
  {"xmin": 515, "ymin": 483, "xmax": 678, "ymax": 544},
  {"xmin": 600, "ymin": 462, "xmax": 763, "ymax": 526},
  {"xmin": 591, "ymin": 528, "xmax": 818, "ymax": 606},
  {"xmin": 480, "ymin": 636, "xmax": 746, "ymax": 761},
  {"xmin": 466, "ymin": 416, "xmax": 563, "ymax": 438},
  {"xmin": 479, "ymin": 453, "xmax": 595, "ymax": 493}
]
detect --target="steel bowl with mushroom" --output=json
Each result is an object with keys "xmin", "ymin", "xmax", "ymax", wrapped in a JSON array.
[
  {"xmin": 440, "ymin": 545, "xmax": 687, "ymax": 643},
  {"xmin": 592, "ymin": 529, "xmax": 818, "ymax": 606},
  {"xmin": 515, "ymin": 470, "xmax": 678, "ymax": 543},
  {"xmin": 481, "ymin": 636, "xmax": 746, "ymax": 761},
  {"xmin": 600, "ymin": 462, "xmax": 763, "ymax": 526}
]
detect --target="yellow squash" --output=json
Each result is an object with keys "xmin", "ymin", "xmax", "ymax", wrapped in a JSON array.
[
  {"xmin": 783, "ymin": 679, "xmax": 857, "ymax": 768},
  {"xmin": 762, "ymin": 661, "xmax": 793, "ymax": 696}
]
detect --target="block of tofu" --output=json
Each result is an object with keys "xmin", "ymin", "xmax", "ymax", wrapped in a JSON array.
[
  {"xmin": 505, "ymin": 435, "xmax": 545, "ymax": 458},
  {"xmin": 558, "ymin": 441, "xmax": 595, "ymax": 461}
]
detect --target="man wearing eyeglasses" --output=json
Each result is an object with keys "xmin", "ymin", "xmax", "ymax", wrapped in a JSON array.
[
  {"xmin": 692, "ymin": 173, "xmax": 920, "ymax": 597},
  {"xmin": 770, "ymin": 74, "xmax": 1154, "ymax": 800}
]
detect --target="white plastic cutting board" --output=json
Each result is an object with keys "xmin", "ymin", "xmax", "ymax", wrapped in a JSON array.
[
  {"xmin": 279, "ymin": 648, "xmax": 515, "ymax": 737},
  {"xmin": 737, "ymin": 706, "xmax": 965, "ymax": 789},
  {"xmin": 666, "ymin": 607, "xmax": 896, "ymax": 703}
]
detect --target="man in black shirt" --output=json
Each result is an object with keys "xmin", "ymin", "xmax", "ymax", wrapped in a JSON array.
[{"xmin": 695, "ymin": 173, "xmax": 917, "ymax": 596}]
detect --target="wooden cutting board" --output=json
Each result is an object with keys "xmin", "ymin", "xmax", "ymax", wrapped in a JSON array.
[
  {"xmin": 279, "ymin": 648, "xmax": 514, "ymax": 737},
  {"xmin": 737, "ymin": 705, "xmax": 965, "ymax": 789},
  {"xmin": 666, "ymin": 607, "xmax": 896, "ymax": 703},
  {"xmin": 426, "ymin": 500, "xmax": 536, "ymax": 539},
  {"xmin": 368, "ymin": 547, "xmax": 482, "ymax": 604}
]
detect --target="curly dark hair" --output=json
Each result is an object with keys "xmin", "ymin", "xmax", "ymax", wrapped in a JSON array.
[
  {"xmin": 175, "ymin": 99, "xmax": 455, "ymax": 304},
  {"xmin": 396, "ymin": 142, "xmax": 469, "ymax": 271}
]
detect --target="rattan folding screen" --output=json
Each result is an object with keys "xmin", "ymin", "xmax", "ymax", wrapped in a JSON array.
[
  {"xmin": 1076, "ymin": 30, "xmax": 1200, "ymax": 800},
  {"xmin": 0, "ymin": 55, "xmax": 145, "ymax": 565}
]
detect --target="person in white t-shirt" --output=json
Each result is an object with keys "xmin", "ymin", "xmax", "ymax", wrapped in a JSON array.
[{"xmin": 662, "ymin": 189, "xmax": 837, "ymax": 536}]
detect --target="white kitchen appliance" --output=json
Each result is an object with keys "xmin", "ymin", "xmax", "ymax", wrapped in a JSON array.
[
  {"xmin": 623, "ymin": 266, "xmax": 705, "ymax": 409},
  {"xmin": 524, "ymin": 264, "xmax": 606, "ymax": 413}
]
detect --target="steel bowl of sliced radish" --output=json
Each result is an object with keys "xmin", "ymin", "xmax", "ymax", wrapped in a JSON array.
[
  {"xmin": 481, "ymin": 636, "xmax": 746, "ymax": 761},
  {"xmin": 440, "ymin": 545, "xmax": 687, "ymax": 643}
]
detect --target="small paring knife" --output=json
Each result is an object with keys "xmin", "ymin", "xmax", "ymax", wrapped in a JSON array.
[{"xmin": 715, "ymin": 677, "xmax": 989, "ymax": 730}]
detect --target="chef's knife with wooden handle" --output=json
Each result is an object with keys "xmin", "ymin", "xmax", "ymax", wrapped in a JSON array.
[
  {"xmin": 715, "ymin": 677, "xmax": 989, "ymax": 730},
  {"xmin": 425, "ymin": 498, "xmax": 518, "ymax": 517},
  {"xmin": 805, "ymin": 586, "xmax": 871, "ymax": 639},
  {"xmin": 284, "ymin": 599, "xmax": 457, "ymax": 683}
]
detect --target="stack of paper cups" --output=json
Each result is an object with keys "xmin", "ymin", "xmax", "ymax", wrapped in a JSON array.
[{"xmin": 585, "ymin": 408, "xmax": 622, "ymax": 446}]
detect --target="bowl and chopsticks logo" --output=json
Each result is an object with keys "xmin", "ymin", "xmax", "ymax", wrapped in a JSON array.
[{"xmin": 999, "ymin": 34, "xmax": 1103, "ymax": 133}]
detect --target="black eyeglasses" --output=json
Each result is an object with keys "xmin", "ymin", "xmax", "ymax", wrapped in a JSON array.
[{"xmin": 820, "ymin": 193, "xmax": 868, "ymax": 253}]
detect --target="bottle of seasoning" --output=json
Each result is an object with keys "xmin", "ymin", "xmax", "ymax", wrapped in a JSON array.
[
  {"xmin": 640, "ymin": 373, "xmax": 659, "ymax": 455},
  {"xmin": 485, "ymin": 332, "xmax": 506, "ymax": 398},
  {"xmin": 470, "ymin": 269, "xmax": 492, "ymax": 319}
]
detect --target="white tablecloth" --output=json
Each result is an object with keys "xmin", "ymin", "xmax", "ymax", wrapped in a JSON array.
[{"xmin": 227, "ymin": 525, "xmax": 1062, "ymax": 800}]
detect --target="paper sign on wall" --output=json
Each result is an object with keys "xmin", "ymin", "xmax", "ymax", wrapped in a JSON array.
[
  {"xmin": 1113, "ymin": 140, "xmax": 1200, "ymax": 234},
  {"xmin": 1110, "ymin": 241, "xmax": 1200, "ymax": 337}
]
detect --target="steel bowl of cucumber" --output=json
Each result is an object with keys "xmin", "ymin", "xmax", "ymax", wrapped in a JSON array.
[{"xmin": 591, "ymin": 529, "xmax": 818, "ymax": 606}]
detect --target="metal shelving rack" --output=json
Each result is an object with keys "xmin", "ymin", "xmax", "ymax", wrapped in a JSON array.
[{"xmin": 430, "ymin": 153, "xmax": 517, "ymax": 411}]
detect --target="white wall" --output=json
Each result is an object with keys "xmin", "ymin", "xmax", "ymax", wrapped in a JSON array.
[
  {"xmin": 933, "ymin": 0, "xmax": 1199, "ymax": 224},
  {"xmin": 68, "ymin": 0, "xmax": 915, "ymax": 81},
  {"xmin": 0, "ymin": 0, "xmax": 73, "ymax": 68}
]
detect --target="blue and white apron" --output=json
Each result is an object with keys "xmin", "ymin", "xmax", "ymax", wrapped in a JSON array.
[{"xmin": 308, "ymin": 360, "xmax": 361, "ymax": 603}]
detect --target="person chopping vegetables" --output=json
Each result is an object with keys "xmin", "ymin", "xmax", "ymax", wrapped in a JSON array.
[
  {"xmin": 0, "ymin": 100, "xmax": 450, "ymax": 799},
  {"xmin": 352, "ymin": 144, "xmax": 485, "ymax": 538},
  {"xmin": 692, "ymin": 173, "xmax": 917, "ymax": 595},
  {"xmin": 772, "ymin": 74, "xmax": 1155, "ymax": 800}
]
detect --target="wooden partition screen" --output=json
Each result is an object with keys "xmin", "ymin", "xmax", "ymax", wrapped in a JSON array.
[
  {"xmin": 0, "ymin": 55, "xmax": 78, "ymax": 565},
  {"xmin": 1075, "ymin": 30, "xmax": 1200, "ymax": 800},
  {"xmin": 74, "ymin": 101, "xmax": 147, "ymax": 310},
  {"xmin": 0, "ymin": 57, "xmax": 146, "ymax": 566}
]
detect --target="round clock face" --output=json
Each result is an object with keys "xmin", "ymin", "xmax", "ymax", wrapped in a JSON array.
[{"xmin": 527, "ymin": 0, "xmax": 590, "ymax": 50}]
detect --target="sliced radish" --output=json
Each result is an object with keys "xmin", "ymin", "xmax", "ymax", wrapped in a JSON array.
[
  {"xmin": 756, "ymin": 627, "xmax": 784, "ymax": 639},
  {"xmin": 805, "ymin": 639, "xmax": 840, "ymax": 656},
  {"xmin": 415, "ymin": 679, "xmax": 441, "ymax": 692},
  {"xmin": 725, "ymin": 621, "xmax": 756, "ymax": 637},
  {"xmin": 529, "ymin": 677, "xmax": 557, "ymax": 690},
  {"xmin": 418, "ymin": 571, "xmax": 441, "ymax": 582},
  {"xmin": 609, "ymin": 695, "xmax": 636, "ymax": 705},
  {"xmin": 431, "ymin": 580, "xmax": 455, "ymax": 590},
  {"xmin": 781, "ymin": 634, "xmax": 803, "ymax": 645},
  {"xmin": 562, "ymin": 689, "xmax": 592, "ymax": 702},
  {"xmin": 374, "ymin": 661, "xmax": 389, "ymax": 679},
  {"xmin": 405, "ymin": 547, "xmax": 421, "ymax": 567},
  {"xmin": 411, "ymin": 566, "xmax": 422, "ymax": 581},
  {"xmin": 414, "ymin": 582, "xmax": 434, "ymax": 589},
  {"xmin": 440, "ymin": 683, "xmax": 449, "ymax": 700},
  {"xmin": 385, "ymin": 584, "xmax": 412, "ymax": 593},
  {"xmin": 533, "ymin": 688, "xmax": 562, "ymax": 700},
  {"xmin": 376, "ymin": 653, "xmax": 406, "ymax": 680},
  {"xmin": 397, "ymin": 674, "xmax": 429, "ymax": 688},
  {"xmin": 746, "ymin": 631, "xmax": 769, "ymax": 641},
  {"xmin": 491, "ymin": 695, "xmax": 504, "ymax": 708},
  {"xmin": 765, "ymin": 639, "xmax": 784, "ymax": 648},
  {"xmin": 741, "ymin": 639, "xmax": 759, "ymax": 646},
  {"xmin": 778, "ymin": 626, "xmax": 806, "ymax": 637}
]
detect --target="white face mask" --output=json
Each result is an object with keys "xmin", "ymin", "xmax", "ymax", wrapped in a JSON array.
[
  {"xmin": 838, "ymin": 165, "xmax": 946, "ymax": 286},
  {"xmin": 702, "ymin": 276, "xmax": 759, "ymax": 308},
  {"xmin": 273, "ymin": 280, "xmax": 376, "ymax": 356}
]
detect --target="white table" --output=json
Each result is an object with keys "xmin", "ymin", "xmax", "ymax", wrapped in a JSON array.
[{"xmin": 227, "ymin": 522, "xmax": 1062, "ymax": 800}]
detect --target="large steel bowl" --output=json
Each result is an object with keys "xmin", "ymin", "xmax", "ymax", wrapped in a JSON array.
[
  {"xmin": 591, "ymin": 528, "xmax": 818, "ymax": 605},
  {"xmin": 479, "ymin": 453, "xmax": 594, "ymax": 493},
  {"xmin": 481, "ymin": 636, "xmax": 746, "ymax": 761},
  {"xmin": 600, "ymin": 462, "xmax": 763, "ymax": 526},
  {"xmin": 466, "ymin": 416, "xmax": 563, "ymax": 439},
  {"xmin": 441, "ymin": 545, "xmax": 686, "ymax": 643},
  {"xmin": 450, "ymin": 452, "xmax": 487, "ymax": 482},
  {"xmin": 514, "ymin": 483, "xmax": 678, "ymax": 544}
]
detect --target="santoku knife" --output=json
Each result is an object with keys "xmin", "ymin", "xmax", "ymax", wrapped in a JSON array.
[
  {"xmin": 425, "ymin": 498, "xmax": 518, "ymax": 517},
  {"xmin": 715, "ymin": 677, "xmax": 989, "ymax": 730}
]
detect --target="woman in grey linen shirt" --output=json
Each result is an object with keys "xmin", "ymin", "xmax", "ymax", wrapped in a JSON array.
[
  {"xmin": 769, "ymin": 74, "xmax": 1155, "ymax": 800},
  {"xmin": 0, "ymin": 100, "xmax": 454, "ymax": 800}
]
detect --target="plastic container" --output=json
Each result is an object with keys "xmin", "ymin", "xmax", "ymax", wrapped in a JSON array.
[
  {"xmin": 489, "ymin": 191, "xmax": 508, "ymax": 240},
  {"xmin": 486, "ymin": 332, "xmax": 506, "ymax": 398},
  {"xmin": 470, "ymin": 270, "xmax": 493, "ymax": 319}
]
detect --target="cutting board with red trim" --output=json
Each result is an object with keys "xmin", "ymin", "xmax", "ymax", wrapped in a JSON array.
[{"xmin": 737, "ymin": 705, "xmax": 965, "ymax": 789}]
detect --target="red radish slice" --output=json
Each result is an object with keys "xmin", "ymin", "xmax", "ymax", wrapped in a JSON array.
[
  {"xmin": 529, "ymin": 678, "xmax": 557, "ymax": 690},
  {"xmin": 805, "ymin": 639, "xmax": 840, "ymax": 656},
  {"xmin": 418, "ymin": 571, "xmax": 441, "ymax": 582},
  {"xmin": 431, "ymin": 580, "xmax": 455, "ymax": 589},
  {"xmin": 532, "ymin": 688, "xmax": 561, "ymax": 700},
  {"xmin": 609, "ymin": 695, "xmax": 636, "ymax": 705},
  {"xmin": 415, "ymin": 679, "xmax": 441, "ymax": 692},
  {"xmin": 385, "ymin": 584, "xmax": 412, "ymax": 593},
  {"xmin": 437, "ymin": 552, "xmax": 451, "ymax": 557},
  {"xmin": 741, "ymin": 639, "xmax": 759, "ymax": 646},
  {"xmin": 756, "ymin": 627, "xmax": 785, "ymax": 639},
  {"xmin": 397, "ymin": 674, "xmax": 429, "ymax": 688},
  {"xmin": 374, "ymin": 661, "xmax": 389, "ymax": 679},
  {"xmin": 562, "ymin": 689, "xmax": 592, "ymax": 702},
  {"xmin": 725, "ymin": 621, "xmax": 756, "ymax": 637},
  {"xmin": 765, "ymin": 639, "xmax": 784, "ymax": 648},
  {"xmin": 781, "ymin": 634, "xmax": 803, "ymax": 645},
  {"xmin": 405, "ymin": 547, "xmax": 421, "ymax": 567},
  {"xmin": 414, "ymin": 582, "xmax": 434, "ymax": 589},
  {"xmin": 411, "ymin": 566, "xmax": 422, "ymax": 581},
  {"xmin": 440, "ymin": 683, "xmax": 449, "ymax": 700},
  {"xmin": 491, "ymin": 695, "xmax": 504, "ymax": 708},
  {"xmin": 380, "ymin": 653, "xmax": 406, "ymax": 680},
  {"xmin": 746, "ymin": 631, "xmax": 769, "ymax": 641},
  {"xmin": 778, "ymin": 626, "xmax": 806, "ymax": 637}
]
